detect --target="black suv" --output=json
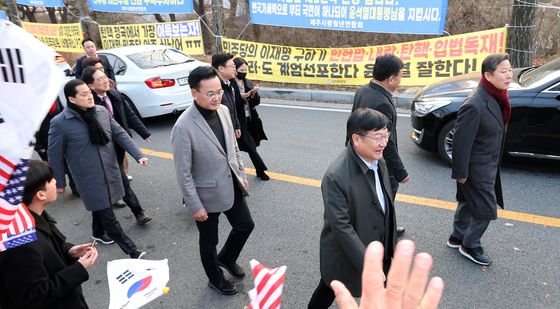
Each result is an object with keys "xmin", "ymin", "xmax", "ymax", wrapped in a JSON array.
[{"xmin": 410, "ymin": 58, "xmax": 560, "ymax": 165}]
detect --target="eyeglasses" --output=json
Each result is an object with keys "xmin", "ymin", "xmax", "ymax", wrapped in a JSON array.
[
  {"xmin": 197, "ymin": 89, "xmax": 224, "ymax": 99},
  {"xmin": 359, "ymin": 132, "xmax": 390, "ymax": 143}
]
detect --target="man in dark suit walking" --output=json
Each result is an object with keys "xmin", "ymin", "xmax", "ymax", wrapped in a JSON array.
[
  {"xmin": 308, "ymin": 108, "xmax": 396, "ymax": 308},
  {"xmin": 81, "ymin": 66, "xmax": 152, "ymax": 225},
  {"xmin": 351, "ymin": 54, "xmax": 409, "ymax": 237},
  {"xmin": 171, "ymin": 66, "xmax": 254, "ymax": 295},
  {"xmin": 448, "ymin": 54, "xmax": 512, "ymax": 266},
  {"xmin": 74, "ymin": 39, "xmax": 115, "ymax": 82}
]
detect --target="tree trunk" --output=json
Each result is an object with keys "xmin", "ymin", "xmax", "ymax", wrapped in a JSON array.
[
  {"xmin": 6, "ymin": 0, "xmax": 22, "ymax": 25},
  {"xmin": 60, "ymin": 7, "xmax": 68, "ymax": 23},
  {"xmin": 18, "ymin": 5, "xmax": 37, "ymax": 22},
  {"xmin": 194, "ymin": 0, "xmax": 214, "ymax": 54},
  {"xmin": 212, "ymin": 0, "xmax": 224, "ymax": 51},
  {"xmin": 46, "ymin": 7, "xmax": 57, "ymax": 23},
  {"xmin": 228, "ymin": 0, "xmax": 238, "ymax": 23},
  {"xmin": 507, "ymin": 0, "xmax": 536, "ymax": 67},
  {"xmin": 169, "ymin": 13, "xmax": 176, "ymax": 22},
  {"xmin": 154, "ymin": 13, "xmax": 166, "ymax": 22}
]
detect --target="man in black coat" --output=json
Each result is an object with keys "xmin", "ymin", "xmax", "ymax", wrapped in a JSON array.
[
  {"xmin": 82, "ymin": 67, "xmax": 152, "ymax": 225},
  {"xmin": 74, "ymin": 39, "xmax": 116, "ymax": 82},
  {"xmin": 308, "ymin": 108, "xmax": 396, "ymax": 308},
  {"xmin": 212, "ymin": 52, "xmax": 241, "ymax": 139},
  {"xmin": 448, "ymin": 54, "xmax": 512, "ymax": 266},
  {"xmin": 0, "ymin": 160, "xmax": 98, "ymax": 309},
  {"xmin": 351, "ymin": 54, "xmax": 409, "ymax": 237}
]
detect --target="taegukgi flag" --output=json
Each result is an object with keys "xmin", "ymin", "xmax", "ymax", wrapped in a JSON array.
[
  {"xmin": 108, "ymin": 258, "xmax": 170, "ymax": 309},
  {"xmin": 0, "ymin": 20, "xmax": 65, "ymax": 251}
]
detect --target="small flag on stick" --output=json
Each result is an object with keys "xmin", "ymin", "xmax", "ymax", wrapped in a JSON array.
[{"xmin": 248, "ymin": 259, "xmax": 287, "ymax": 309}]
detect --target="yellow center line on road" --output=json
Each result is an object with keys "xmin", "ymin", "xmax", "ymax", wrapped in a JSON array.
[{"xmin": 141, "ymin": 147, "xmax": 560, "ymax": 228}]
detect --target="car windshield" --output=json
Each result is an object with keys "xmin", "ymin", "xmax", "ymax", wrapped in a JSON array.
[
  {"xmin": 519, "ymin": 58, "xmax": 560, "ymax": 87},
  {"xmin": 127, "ymin": 48, "xmax": 194, "ymax": 69}
]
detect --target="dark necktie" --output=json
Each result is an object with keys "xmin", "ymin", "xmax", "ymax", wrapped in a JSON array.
[{"xmin": 102, "ymin": 96, "xmax": 113, "ymax": 117}]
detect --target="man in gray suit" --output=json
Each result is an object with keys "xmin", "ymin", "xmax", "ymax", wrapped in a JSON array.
[
  {"xmin": 308, "ymin": 108, "xmax": 396, "ymax": 308},
  {"xmin": 448, "ymin": 54, "xmax": 512, "ymax": 266},
  {"xmin": 171, "ymin": 66, "xmax": 254, "ymax": 295}
]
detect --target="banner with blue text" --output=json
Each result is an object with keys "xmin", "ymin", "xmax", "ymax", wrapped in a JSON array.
[
  {"xmin": 88, "ymin": 0, "xmax": 193, "ymax": 14},
  {"xmin": 249, "ymin": 0, "xmax": 447, "ymax": 34},
  {"xmin": 16, "ymin": 0, "xmax": 64, "ymax": 7}
]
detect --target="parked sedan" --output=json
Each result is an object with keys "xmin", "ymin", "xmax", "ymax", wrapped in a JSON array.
[
  {"xmin": 410, "ymin": 58, "xmax": 560, "ymax": 165},
  {"xmin": 95, "ymin": 45, "xmax": 208, "ymax": 118}
]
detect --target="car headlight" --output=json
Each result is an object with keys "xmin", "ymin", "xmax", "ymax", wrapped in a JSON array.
[{"xmin": 414, "ymin": 99, "xmax": 453, "ymax": 115}]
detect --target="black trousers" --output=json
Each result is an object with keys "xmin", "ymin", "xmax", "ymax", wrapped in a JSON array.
[
  {"xmin": 92, "ymin": 207, "xmax": 137, "ymax": 255},
  {"xmin": 308, "ymin": 278, "xmax": 336, "ymax": 309},
  {"xmin": 195, "ymin": 184, "xmax": 254, "ymax": 284},
  {"xmin": 119, "ymin": 167, "xmax": 143, "ymax": 215},
  {"xmin": 247, "ymin": 149, "xmax": 267, "ymax": 173}
]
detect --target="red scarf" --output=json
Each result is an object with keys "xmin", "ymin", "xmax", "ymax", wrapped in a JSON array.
[{"xmin": 480, "ymin": 75, "xmax": 511, "ymax": 124}]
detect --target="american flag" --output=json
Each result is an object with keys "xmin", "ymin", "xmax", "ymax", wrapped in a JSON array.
[
  {"xmin": 0, "ymin": 158, "xmax": 36, "ymax": 251},
  {"xmin": 0, "ymin": 154, "xmax": 15, "ymax": 191},
  {"xmin": 248, "ymin": 260, "xmax": 287, "ymax": 309}
]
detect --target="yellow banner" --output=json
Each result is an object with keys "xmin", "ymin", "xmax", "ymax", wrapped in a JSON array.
[
  {"xmin": 99, "ymin": 20, "xmax": 205, "ymax": 56},
  {"xmin": 220, "ymin": 28, "xmax": 507, "ymax": 86},
  {"xmin": 22, "ymin": 22, "xmax": 83, "ymax": 53}
]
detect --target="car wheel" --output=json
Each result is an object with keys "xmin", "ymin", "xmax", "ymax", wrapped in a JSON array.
[
  {"xmin": 122, "ymin": 95, "xmax": 142, "ymax": 120},
  {"xmin": 437, "ymin": 119, "xmax": 455, "ymax": 165}
]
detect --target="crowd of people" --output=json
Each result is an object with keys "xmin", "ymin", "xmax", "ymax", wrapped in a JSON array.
[{"xmin": 0, "ymin": 37, "xmax": 513, "ymax": 308}]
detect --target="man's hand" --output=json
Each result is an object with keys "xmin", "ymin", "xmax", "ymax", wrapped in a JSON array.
[
  {"xmin": 400, "ymin": 175, "xmax": 411, "ymax": 184},
  {"xmin": 137, "ymin": 158, "xmax": 149, "ymax": 166},
  {"xmin": 235, "ymin": 129, "xmax": 241, "ymax": 139},
  {"xmin": 243, "ymin": 178, "xmax": 250, "ymax": 190},
  {"xmin": 192, "ymin": 208, "xmax": 208, "ymax": 222},
  {"xmin": 77, "ymin": 247, "xmax": 98, "ymax": 269},
  {"xmin": 68, "ymin": 244, "xmax": 94, "ymax": 258},
  {"xmin": 145, "ymin": 135, "xmax": 152, "ymax": 142},
  {"xmin": 331, "ymin": 240, "xmax": 444, "ymax": 309},
  {"xmin": 457, "ymin": 178, "xmax": 467, "ymax": 184}
]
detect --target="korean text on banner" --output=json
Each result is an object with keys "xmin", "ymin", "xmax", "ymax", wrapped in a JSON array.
[
  {"xmin": 250, "ymin": 0, "xmax": 448, "ymax": 35},
  {"xmin": 16, "ymin": 0, "xmax": 64, "ymax": 7},
  {"xmin": 100, "ymin": 20, "xmax": 204, "ymax": 55},
  {"xmin": 21, "ymin": 22, "xmax": 83, "ymax": 53},
  {"xmin": 220, "ymin": 27, "xmax": 507, "ymax": 87},
  {"xmin": 88, "ymin": 0, "xmax": 193, "ymax": 14}
]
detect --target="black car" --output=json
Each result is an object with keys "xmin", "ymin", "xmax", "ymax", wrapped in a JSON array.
[{"xmin": 410, "ymin": 58, "xmax": 560, "ymax": 165}]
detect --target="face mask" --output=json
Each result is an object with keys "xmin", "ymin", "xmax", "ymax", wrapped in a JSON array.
[{"xmin": 236, "ymin": 72, "xmax": 247, "ymax": 80}]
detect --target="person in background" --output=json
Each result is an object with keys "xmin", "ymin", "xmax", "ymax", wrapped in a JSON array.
[
  {"xmin": 81, "ymin": 56, "xmax": 117, "ymax": 89},
  {"xmin": 49, "ymin": 79, "xmax": 147, "ymax": 259},
  {"xmin": 351, "ymin": 54, "xmax": 410, "ymax": 238},
  {"xmin": 81, "ymin": 67, "xmax": 152, "ymax": 225},
  {"xmin": 0, "ymin": 160, "xmax": 98, "ymax": 309},
  {"xmin": 212, "ymin": 52, "xmax": 241, "ymax": 139},
  {"xmin": 448, "ymin": 54, "xmax": 512, "ymax": 266},
  {"xmin": 232, "ymin": 57, "xmax": 270, "ymax": 181},
  {"xmin": 74, "ymin": 39, "xmax": 115, "ymax": 82}
]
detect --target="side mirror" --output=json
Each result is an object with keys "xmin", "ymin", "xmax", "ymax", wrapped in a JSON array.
[{"xmin": 116, "ymin": 67, "xmax": 125, "ymax": 75}]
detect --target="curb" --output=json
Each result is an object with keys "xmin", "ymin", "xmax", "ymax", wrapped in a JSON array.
[{"xmin": 260, "ymin": 87, "xmax": 416, "ymax": 109}]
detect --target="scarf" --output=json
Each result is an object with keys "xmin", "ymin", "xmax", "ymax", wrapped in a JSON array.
[
  {"xmin": 67, "ymin": 103, "xmax": 110, "ymax": 145},
  {"xmin": 480, "ymin": 75, "xmax": 511, "ymax": 124}
]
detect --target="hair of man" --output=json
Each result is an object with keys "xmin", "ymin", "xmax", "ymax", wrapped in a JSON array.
[
  {"xmin": 373, "ymin": 54, "xmax": 404, "ymax": 81},
  {"xmin": 22, "ymin": 160, "xmax": 54, "ymax": 206},
  {"xmin": 188, "ymin": 66, "xmax": 219, "ymax": 90},
  {"xmin": 81, "ymin": 66, "xmax": 101, "ymax": 85},
  {"xmin": 481, "ymin": 53, "xmax": 510, "ymax": 75},
  {"xmin": 211, "ymin": 52, "xmax": 234, "ymax": 69},
  {"xmin": 82, "ymin": 56, "xmax": 103, "ymax": 69},
  {"xmin": 346, "ymin": 108, "xmax": 389, "ymax": 142},
  {"xmin": 64, "ymin": 79, "xmax": 87, "ymax": 103},
  {"xmin": 81, "ymin": 38, "xmax": 95, "ymax": 47}
]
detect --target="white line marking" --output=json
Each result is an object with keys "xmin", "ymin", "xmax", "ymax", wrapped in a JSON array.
[{"xmin": 260, "ymin": 103, "xmax": 411, "ymax": 118}]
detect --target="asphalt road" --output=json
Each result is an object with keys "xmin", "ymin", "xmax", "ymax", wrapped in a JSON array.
[{"xmin": 47, "ymin": 98, "xmax": 560, "ymax": 308}]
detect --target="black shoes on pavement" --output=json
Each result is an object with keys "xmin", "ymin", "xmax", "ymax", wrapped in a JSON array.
[
  {"xmin": 256, "ymin": 171, "xmax": 270, "ymax": 181},
  {"xmin": 134, "ymin": 212, "xmax": 152, "ymax": 225},
  {"xmin": 130, "ymin": 250, "xmax": 147, "ymax": 259},
  {"xmin": 447, "ymin": 235, "xmax": 462, "ymax": 248},
  {"xmin": 459, "ymin": 246, "xmax": 492, "ymax": 266},
  {"xmin": 208, "ymin": 278, "xmax": 238, "ymax": 295},
  {"xmin": 112, "ymin": 200, "xmax": 127, "ymax": 208},
  {"xmin": 92, "ymin": 234, "xmax": 115, "ymax": 245},
  {"xmin": 396, "ymin": 226, "xmax": 406, "ymax": 237},
  {"xmin": 217, "ymin": 260, "xmax": 246, "ymax": 278}
]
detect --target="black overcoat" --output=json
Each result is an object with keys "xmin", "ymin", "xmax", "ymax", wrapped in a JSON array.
[
  {"xmin": 452, "ymin": 85, "xmax": 506, "ymax": 220},
  {"xmin": 233, "ymin": 78, "xmax": 268, "ymax": 151}
]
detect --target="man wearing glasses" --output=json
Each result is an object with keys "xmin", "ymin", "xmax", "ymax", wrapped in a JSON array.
[
  {"xmin": 350, "ymin": 53, "xmax": 410, "ymax": 238},
  {"xmin": 171, "ymin": 66, "xmax": 254, "ymax": 296},
  {"xmin": 212, "ymin": 52, "xmax": 241, "ymax": 139},
  {"xmin": 308, "ymin": 108, "xmax": 397, "ymax": 308}
]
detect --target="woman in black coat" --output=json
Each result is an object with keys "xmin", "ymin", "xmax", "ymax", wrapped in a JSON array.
[{"xmin": 232, "ymin": 57, "xmax": 270, "ymax": 180}]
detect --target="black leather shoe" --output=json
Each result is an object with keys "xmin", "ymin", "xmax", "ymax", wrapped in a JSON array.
[
  {"xmin": 396, "ymin": 226, "xmax": 406, "ymax": 237},
  {"xmin": 217, "ymin": 260, "xmax": 246, "ymax": 278},
  {"xmin": 208, "ymin": 279, "xmax": 238, "ymax": 295},
  {"xmin": 256, "ymin": 171, "xmax": 270, "ymax": 181},
  {"xmin": 447, "ymin": 235, "xmax": 462, "ymax": 249},
  {"xmin": 130, "ymin": 250, "xmax": 147, "ymax": 259},
  {"xmin": 92, "ymin": 234, "xmax": 114, "ymax": 245},
  {"xmin": 460, "ymin": 246, "xmax": 492, "ymax": 266},
  {"xmin": 134, "ymin": 212, "xmax": 152, "ymax": 225},
  {"xmin": 112, "ymin": 200, "xmax": 127, "ymax": 208}
]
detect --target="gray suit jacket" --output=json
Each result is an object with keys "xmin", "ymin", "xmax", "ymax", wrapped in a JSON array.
[
  {"xmin": 452, "ymin": 85, "xmax": 505, "ymax": 220},
  {"xmin": 319, "ymin": 145, "xmax": 396, "ymax": 297},
  {"xmin": 171, "ymin": 104, "xmax": 247, "ymax": 216}
]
